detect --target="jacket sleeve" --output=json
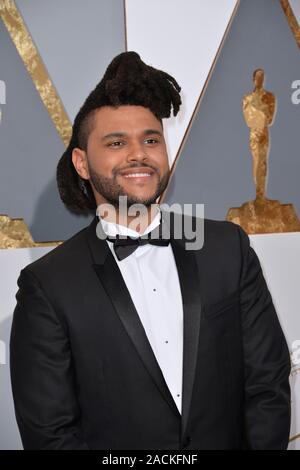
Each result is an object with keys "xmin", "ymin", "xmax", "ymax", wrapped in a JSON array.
[
  {"xmin": 237, "ymin": 225, "xmax": 291, "ymax": 449},
  {"xmin": 10, "ymin": 267, "xmax": 89, "ymax": 450}
]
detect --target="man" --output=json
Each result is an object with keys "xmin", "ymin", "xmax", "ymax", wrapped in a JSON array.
[{"xmin": 10, "ymin": 52, "xmax": 291, "ymax": 450}]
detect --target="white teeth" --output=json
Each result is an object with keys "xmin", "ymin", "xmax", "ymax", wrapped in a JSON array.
[{"xmin": 123, "ymin": 173, "xmax": 151, "ymax": 178}]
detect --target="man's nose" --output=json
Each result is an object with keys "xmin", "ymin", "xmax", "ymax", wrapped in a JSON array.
[{"xmin": 126, "ymin": 141, "xmax": 147, "ymax": 162}]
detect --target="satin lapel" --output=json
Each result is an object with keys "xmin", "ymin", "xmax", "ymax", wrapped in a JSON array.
[
  {"xmin": 86, "ymin": 216, "xmax": 181, "ymax": 420},
  {"xmin": 168, "ymin": 215, "xmax": 203, "ymax": 440}
]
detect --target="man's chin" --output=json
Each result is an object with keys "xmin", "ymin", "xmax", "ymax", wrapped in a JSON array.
[
  {"xmin": 111, "ymin": 187, "xmax": 159, "ymax": 206},
  {"xmin": 121, "ymin": 196, "xmax": 159, "ymax": 207}
]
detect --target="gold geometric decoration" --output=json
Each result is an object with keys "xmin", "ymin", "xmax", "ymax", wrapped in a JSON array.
[
  {"xmin": 226, "ymin": 69, "xmax": 300, "ymax": 234},
  {"xmin": 281, "ymin": 0, "xmax": 300, "ymax": 49},
  {"xmin": 0, "ymin": 215, "xmax": 61, "ymax": 249},
  {"xmin": 0, "ymin": 1, "xmax": 71, "ymax": 248},
  {"xmin": 0, "ymin": 0, "xmax": 72, "ymax": 146}
]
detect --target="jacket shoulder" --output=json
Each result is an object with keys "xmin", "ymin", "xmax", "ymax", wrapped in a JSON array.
[
  {"xmin": 203, "ymin": 217, "xmax": 242, "ymax": 238},
  {"xmin": 202, "ymin": 218, "xmax": 246, "ymax": 254},
  {"xmin": 22, "ymin": 222, "xmax": 92, "ymax": 279}
]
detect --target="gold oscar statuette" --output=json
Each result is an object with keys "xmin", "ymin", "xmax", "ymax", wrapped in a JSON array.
[{"xmin": 226, "ymin": 69, "xmax": 300, "ymax": 234}]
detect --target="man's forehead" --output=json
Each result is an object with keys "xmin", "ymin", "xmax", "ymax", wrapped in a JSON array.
[
  {"xmin": 94, "ymin": 104, "xmax": 159, "ymax": 118},
  {"xmin": 92, "ymin": 105, "xmax": 163, "ymax": 134}
]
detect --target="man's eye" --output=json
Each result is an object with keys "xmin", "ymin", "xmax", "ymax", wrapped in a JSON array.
[
  {"xmin": 108, "ymin": 141, "xmax": 124, "ymax": 147},
  {"xmin": 145, "ymin": 138, "xmax": 158, "ymax": 144}
]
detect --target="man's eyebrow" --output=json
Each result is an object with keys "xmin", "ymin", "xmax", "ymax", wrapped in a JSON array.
[
  {"xmin": 102, "ymin": 132, "xmax": 126, "ymax": 141},
  {"xmin": 143, "ymin": 129, "xmax": 163, "ymax": 137},
  {"xmin": 101, "ymin": 129, "xmax": 163, "ymax": 141}
]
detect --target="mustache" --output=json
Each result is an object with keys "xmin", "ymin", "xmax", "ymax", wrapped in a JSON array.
[{"xmin": 115, "ymin": 163, "xmax": 159, "ymax": 175}]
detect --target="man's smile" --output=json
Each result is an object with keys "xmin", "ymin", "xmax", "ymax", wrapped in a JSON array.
[{"xmin": 118, "ymin": 167, "xmax": 157, "ymax": 184}]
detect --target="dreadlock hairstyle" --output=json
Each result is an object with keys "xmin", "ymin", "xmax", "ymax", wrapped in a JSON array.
[{"xmin": 56, "ymin": 51, "xmax": 182, "ymax": 214}]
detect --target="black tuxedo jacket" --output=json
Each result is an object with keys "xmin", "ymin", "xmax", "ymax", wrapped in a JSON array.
[{"xmin": 10, "ymin": 212, "xmax": 291, "ymax": 450}]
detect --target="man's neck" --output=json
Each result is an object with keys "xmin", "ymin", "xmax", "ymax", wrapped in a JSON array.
[{"xmin": 98, "ymin": 203, "xmax": 160, "ymax": 234}]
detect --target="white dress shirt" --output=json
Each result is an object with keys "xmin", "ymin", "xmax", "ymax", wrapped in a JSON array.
[{"xmin": 96, "ymin": 206, "xmax": 184, "ymax": 414}]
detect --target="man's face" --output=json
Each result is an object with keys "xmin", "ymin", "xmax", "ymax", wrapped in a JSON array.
[{"xmin": 73, "ymin": 105, "xmax": 170, "ymax": 209}]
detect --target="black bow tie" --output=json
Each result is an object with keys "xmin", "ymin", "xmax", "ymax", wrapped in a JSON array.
[{"xmin": 106, "ymin": 227, "xmax": 170, "ymax": 261}]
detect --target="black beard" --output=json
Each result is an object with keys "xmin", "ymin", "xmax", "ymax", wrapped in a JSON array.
[{"xmin": 87, "ymin": 163, "xmax": 170, "ymax": 209}]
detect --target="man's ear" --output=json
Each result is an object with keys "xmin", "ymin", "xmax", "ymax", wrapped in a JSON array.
[{"xmin": 72, "ymin": 148, "xmax": 90, "ymax": 180}]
